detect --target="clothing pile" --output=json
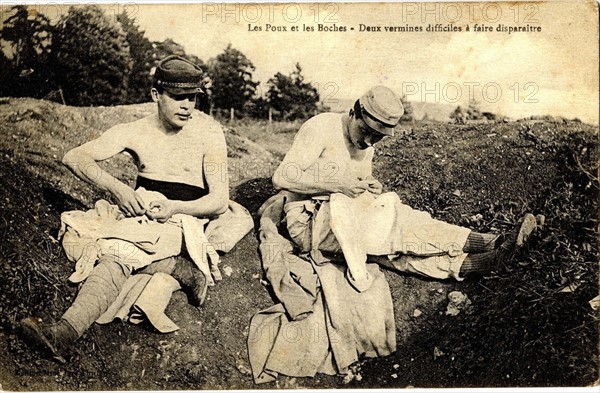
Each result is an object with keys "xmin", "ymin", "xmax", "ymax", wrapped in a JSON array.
[
  {"xmin": 59, "ymin": 188, "xmax": 253, "ymax": 332},
  {"xmin": 248, "ymin": 192, "xmax": 396, "ymax": 383}
]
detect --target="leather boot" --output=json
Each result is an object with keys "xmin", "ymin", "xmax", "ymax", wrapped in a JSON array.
[
  {"xmin": 170, "ymin": 256, "xmax": 208, "ymax": 307},
  {"xmin": 20, "ymin": 317, "xmax": 78, "ymax": 363}
]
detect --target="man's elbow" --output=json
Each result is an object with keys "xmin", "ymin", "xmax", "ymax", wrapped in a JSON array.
[
  {"xmin": 214, "ymin": 199, "xmax": 229, "ymax": 215},
  {"xmin": 212, "ymin": 192, "xmax": 229, "ymax": 215},
  {"xmin": 272, "ymin": 170, "xmax": 287, "ymax": 191}
]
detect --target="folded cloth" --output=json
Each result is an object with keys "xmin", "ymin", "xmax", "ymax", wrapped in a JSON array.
[
  {"xmin": 206, "ymin": 200, "xmax": 254, "ymax": 253},
  {"xmin": 97, "ymin": 272, "xmax": 182, "ymax": 333},
  {"xmin": 248, "ymin": 262, "xmax": 395, "ymax": 383},
  {"xmin": 60, "ymin": 189, "xmax": 254, "ymax": 285},
  {"xmin": 60, "ymin": 189, "xmax": 186, "ymax": 283},
  {"xmin": 249, "ymin": 191, "xmax": 396, "ymax": 383},
  {"xmin": 61, "ymin": 189, "xmax": 254, "ymax": 332},
  {"xmin": 258, "ymin": 191, "xmax": 320, "ymax": 321},
  {"xmin": 286, "ymin": 191, "xmax": 472, "ymax": 284}
]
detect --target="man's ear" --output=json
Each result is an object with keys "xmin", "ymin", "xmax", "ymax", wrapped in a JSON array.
[{"xmin": 151, "ymin": 88, "xmax": 160, "ymax": 102}]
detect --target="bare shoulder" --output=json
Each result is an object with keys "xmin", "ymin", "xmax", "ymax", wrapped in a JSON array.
[
  {"xmin": 101, "ymin": 113, "xmax": 156, "ymax": 139},
  {"xmin": 296, "ymin": 112, "xmax": 343, "ymax": 142},
  {"xmin": 189, "ymin": 110, "xmax": 225, "ymax": 136}
]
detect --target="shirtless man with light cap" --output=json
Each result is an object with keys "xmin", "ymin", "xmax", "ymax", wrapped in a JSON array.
[{"xmin": 272, "ymin": 85, "xmax": 539, "ymax": 289}]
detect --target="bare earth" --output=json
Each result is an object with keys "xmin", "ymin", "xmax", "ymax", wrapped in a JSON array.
[{"xmin": 0, "ymin": 98, "xmax": 597, "ymax": 390}]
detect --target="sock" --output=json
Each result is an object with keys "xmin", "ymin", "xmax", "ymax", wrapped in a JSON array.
[
  {"xmin": 459, "ymin": 250, "xmax": 496, "ymax": 276},
  {"xmin": 463, "ymin": 232, "xmax": 500, "ymax": 253},
  {"xmin": 170, "ymin": 256, "xmax": 207, "ymax": 306}
]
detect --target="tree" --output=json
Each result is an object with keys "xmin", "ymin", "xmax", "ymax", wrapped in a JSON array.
[
  {"xmin": 266, "ymin": 63, "xmax": 319, "ymax": 121},
  {"xmin": 450, "ymin": 105, "xmax": 467, "ymax": 124},
  {"xmin": 466, "ymin": 99, "xmax": 482, "ymax": 120},
  {"xmin": 50, "ymin": 5, "xmax": 132, "ymax": 106},
  {"xmin": 0, "ymin": 5, "xmax": 53, "ymax": 98},
  {"xmin": 151, "ymin": 38, "xmax": 187, "ymax": 61},
  {"xmin": 117, "ymin": 11, "xmax": 154, "ymax": 103},
  {"xmin": 400, "ymin": 95, "xmax": 414, "ymax": 123},
  {"xmin": 245, "ymin": 96, "xmax": 270, "ymax": 119},
  {"xmin": 207, "ymin": 44, "xmax": 258, "ymax": 114}
]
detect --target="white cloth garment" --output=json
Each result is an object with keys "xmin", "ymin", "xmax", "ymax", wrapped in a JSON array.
[{"xmin": 59, "ymin": 188, "xmax": 222, "ymax": 285}]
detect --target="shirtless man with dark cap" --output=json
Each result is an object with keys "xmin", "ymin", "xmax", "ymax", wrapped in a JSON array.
[{"xmin": 20, "ymin": 55, "xmax": 230, "ymax": 359}]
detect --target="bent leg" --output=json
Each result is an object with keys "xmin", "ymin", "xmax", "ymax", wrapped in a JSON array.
[
  {"xmin": 21, "ymin": 255, "xmax": 131, "ymax": 360},
  {"xmin": 62, "ymin": 255, "xmax": 131, "ymax": 337}
]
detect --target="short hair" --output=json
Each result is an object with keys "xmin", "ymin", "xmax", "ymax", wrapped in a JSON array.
[
  {"xmin": 152, "ymin": 80, "xmax": 165, "ymax": 94},
  {"xmin": 351, "ymin": 99, "xmax": 363, "ymax": 119}
]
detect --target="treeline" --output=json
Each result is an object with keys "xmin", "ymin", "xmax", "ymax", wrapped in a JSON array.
[{"xmin": 0, "ymin": 5, "xmax": 321, "ymax": 120}]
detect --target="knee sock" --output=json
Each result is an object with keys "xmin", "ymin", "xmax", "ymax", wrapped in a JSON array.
[
  {"xmin": 62, "ymin": 257, "xmax": 131, "ymax": 337},
  {"xmin": 459, "ymin": 250, "xmax": 496, "ymax": 276},
  {"xmin": 463, "ymin": 232, "xmax": 500, "ymax": 253}
]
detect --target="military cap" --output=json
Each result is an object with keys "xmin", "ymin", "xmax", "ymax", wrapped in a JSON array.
[
  {"xmin": 359, "ymin": 86, "xmax": 404, "ymax": 136},
  {"xmin": 154, "ymin": 55, "xmax": 204, "ymax": 95}
]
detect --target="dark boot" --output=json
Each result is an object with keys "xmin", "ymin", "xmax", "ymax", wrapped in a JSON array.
[
  {"xmin": 170, "ymin": 256, "xmax": 208, "ymax": 307},
  {"xmin": 20, "ymin": 317, "xmax": 78, "ymax": 363}
]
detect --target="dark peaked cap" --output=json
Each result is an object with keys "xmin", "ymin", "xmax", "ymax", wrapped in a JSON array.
[{"xmin": 154, "ymin": 55, "xmax": 204, "ymax": 95}]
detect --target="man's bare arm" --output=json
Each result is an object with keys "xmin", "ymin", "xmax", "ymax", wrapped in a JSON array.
[
  {"xmin": 272, "ymin": 125, "xmax": 368, "ymax": 197},
  {"xmin": 62, "ymin": 129, "xmax": 145, "ymax": 216}
]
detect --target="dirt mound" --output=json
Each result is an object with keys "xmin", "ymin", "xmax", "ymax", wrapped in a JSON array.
[
  {"xmin": 0, "ymin": 98, "xmax": 277, "ymax": 204},
  {"xmin": 0, "ymin": 99, "xmax": 598, "ymax": 389},
  {"xmin": 362, "ymin": 120, "xmax": 599, "ymax": 387}
]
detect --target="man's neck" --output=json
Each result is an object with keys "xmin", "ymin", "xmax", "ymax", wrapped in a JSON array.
[
  {"xmin": 341, "ymin": 113, "xmax": 353, "ymax": 145},
  {"xmin": 157, "ymin": 113, "xmax": 183, "ymax": 134}
]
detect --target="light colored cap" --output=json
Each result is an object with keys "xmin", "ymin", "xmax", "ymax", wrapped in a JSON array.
[{"xmin": 359, "ymin": 86, "xmax": 404, "ymax": 136}]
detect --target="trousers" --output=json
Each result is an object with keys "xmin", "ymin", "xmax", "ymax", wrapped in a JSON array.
[
  {"xmin": 62, "ymin": 255, "xmax": 176, "ymax": 337},
  {"xmin": 284, "ymin": 193, "xmax": 472, "ymax": 281}
]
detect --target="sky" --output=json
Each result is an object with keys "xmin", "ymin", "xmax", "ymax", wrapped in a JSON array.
[{"xmin": 5, "ymin": 1, "xmax": 600, "ymax": 123}]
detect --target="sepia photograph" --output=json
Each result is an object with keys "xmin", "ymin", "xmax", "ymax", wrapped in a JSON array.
[{"xmin": 0, "ymin": 0, "xmax": 598, "ymax": 390}]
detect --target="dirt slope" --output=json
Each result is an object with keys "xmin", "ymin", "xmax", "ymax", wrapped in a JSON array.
[{"xmin": 0, "ymin": 98, "xmax": 598, "ymax": 390}]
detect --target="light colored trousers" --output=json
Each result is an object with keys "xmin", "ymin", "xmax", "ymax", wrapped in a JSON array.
[{"xmin": 284, "ymin": 192, "xmax": 471, "ymax": 282}]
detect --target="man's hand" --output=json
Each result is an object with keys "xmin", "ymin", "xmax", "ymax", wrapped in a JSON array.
[
  {"xmin": 147, "ymin": 200, "xmax": 177, "ymax": 223},
  {"xmin": 364, "ymin": 177, "xmax": 383, "ymax": 195},
  {"xmin": 114, "ymin": 184, "xmax": 146, "ymax": 217},
  {"xmin": 338, "ymin": 179, "xmax": 369, "ymax": 198}
]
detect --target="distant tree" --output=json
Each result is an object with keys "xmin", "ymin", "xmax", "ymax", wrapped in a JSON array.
[
  {"xmin": 0, "ymin": 5, "xmax": 53, "ymax": 98},
  {"xmin": 207, "ymin": 44, "xmax": 258, "ymax": 114},
  {"xmin": 266, "ymin": 63, "xmax": 319, "ymax": 121},
  {"xmin": 117, "ymin": 11, "xmax": 153, "ymax": 103},
  {"xmin": 450, "ymin": 105, "xmax": 467, "ymax": 124},
  {"xmin": 466, "ymin": 99, "xmax": 482, "ymax": 120},
  {"xmin": 50, "ymin": 5, "xmax": 132, "ymax": 106},
  {"xmin": 0, "ymin": 51, "xmax": 14, "ymax": 97},
  {"xmin": 151, "ymin": 38, "xmax": 187, "ymax": 61},
  {"xmin": 399, "ymin": 95, "xmax": 414, "ymax": 122},
  {"xmin": 246, "ymin": 96, "xmax": 270, "ymax": 119}
]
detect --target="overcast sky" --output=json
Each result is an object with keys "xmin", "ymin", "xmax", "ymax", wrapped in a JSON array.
[{"xmin": 10, "ymin": 1, "xmax": 600, "ymax": 123}]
